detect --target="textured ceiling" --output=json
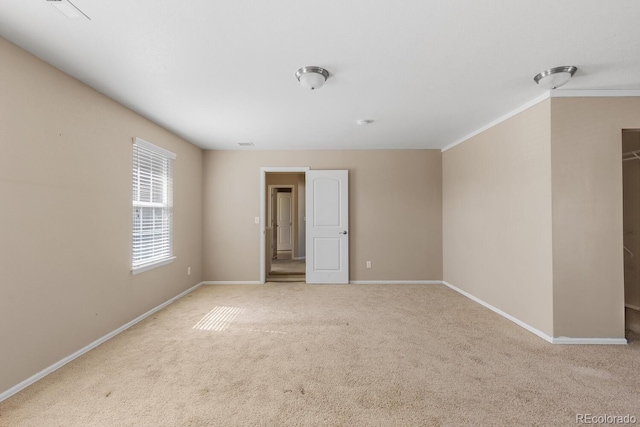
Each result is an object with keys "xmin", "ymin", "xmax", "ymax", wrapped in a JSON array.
[{"xmin": 1, "ymin": 0, "xmax": 640, "ymax": 150}]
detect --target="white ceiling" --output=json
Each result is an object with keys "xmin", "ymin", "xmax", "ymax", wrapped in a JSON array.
[{"xmin": 1, "ymin": 1, "xmax": 640, "ymax": 150}]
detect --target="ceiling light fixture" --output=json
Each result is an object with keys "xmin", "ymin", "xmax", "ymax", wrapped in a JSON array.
[
  {"xmin": 46, "ymin": 0, "xmax": 91, "ymax": 20},
  {"xmin": 295, "ymin": 66, "xmax": 330, "ymax": 90},
  {"xmin": 533, "ymin": 66, "xmax": 577, "ymax": 90},
  {"xmin": 356, "ymin": 119, "xmax": 374, "ymax": 126}
]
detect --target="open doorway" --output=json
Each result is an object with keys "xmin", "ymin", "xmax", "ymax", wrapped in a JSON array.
[
  {"xmin": 622, "ymin": 129, "xmax": 640, "ymax": 341},
  {"xmin": 265, "ymin": 172, "xmax": 306, "ymax": 282},
  {"xmin": 259, "ymin": 166, "xmax": 349, "ymax": 284}
]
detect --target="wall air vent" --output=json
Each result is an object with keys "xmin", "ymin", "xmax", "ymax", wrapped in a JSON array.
[
  {"xmin": 237, "ymin": 142, "xmax": 254, "ymax": 147},
  {"xmin": 46, "ymin": 0, "xmax": 91, "ymax": 20}
]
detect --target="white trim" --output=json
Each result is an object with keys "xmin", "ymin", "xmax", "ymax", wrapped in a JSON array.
[
  {"xmin": 441, "ymin": 92, "xmax": 550, "ymax": 152},
  {"xmin": 202, "ymin": 281, "xmax": 263, "ymax": 285},
  {"xmin": 551, "ymin": 337, "xmax": 627, "ymax": 345},
  {"xmin": 442, "ymin": 281, "xmax": 627, "ymax": 345},
  {"xmin": 550, "ymin": 89, "xmax": 640, "ymax": 98},
  {"xmin": 261, "ymin": 167, "xmax": 311, "ymax": 172},
  {"xmin": 349, "ymin": 280, "xmax": 442, "ymax": 285},
  {"xmin": 260, "ymin": 167, "xmax": 310, "ymax": 284},
  {"xmin": 441, "ymin": 89, "xmax": 640, "ymax": 153},
  {"xmin": 133, "ymin": 137, "xmax": 177, "ymax": 160},
  {"xmin": 0, "ymin": 281, "xmax": 205, "ymax": 403},
  {"xmin": 626, "ymin": 304, "xmax": 640, "ymax": 311},
  {"xmin": 442, "ymin": 281, "xmax": 554, "ymax": 343},
  {"xmin": 131, "ymin": 256, "xmax": 176, "ymax": 275}
]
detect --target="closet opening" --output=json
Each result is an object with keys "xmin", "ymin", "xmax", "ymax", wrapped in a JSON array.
[{"xmin": 622, "ymin": 129, "xmax": 640, "ymax": 341}]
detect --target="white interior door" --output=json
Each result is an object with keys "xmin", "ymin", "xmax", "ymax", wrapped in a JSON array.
[
  {"xmin": 277, "ymin": 191, "xmax": 293, "ymax": 251},
  {"xmin": 306, "ymin": 170, "xmax": 349, "ymax": 284}
]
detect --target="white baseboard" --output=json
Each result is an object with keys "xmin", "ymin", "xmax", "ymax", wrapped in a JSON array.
[
  {"xmin": 441, "ymin": 281, "xmax": 627, "ymax": 345},
  {"xmin": 349, "ymin": 280, "xmax": 442, "ymax": 285},
  {"xmin": 204, "ymin": 280, "xmax": 439, "ymax": 285},
  {"xmin": 202, "ymin": 281, "xmax": 262, "ymax": 285},
  {"xmin": 0, "ymin": 281, "xmax": 205, "ymax": 403},
  {"xmin": 551, "ymin": 337, "xmax": 627, "ymax": 345},
  {"xmin": 626, "ymin": 304, "xmax": 640, "ymax": 311},
  {"xmin": 441, "ymin": 281, "xmax": 554, "ymax": 343}
]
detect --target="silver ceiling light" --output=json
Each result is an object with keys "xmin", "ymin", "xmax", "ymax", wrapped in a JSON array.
[
  {"xmin": 296, "ymin": 66, "xmax": 330, "ymax": 90},
  {"xmin": 534, "ymin": 66, "xmax": 577, "ymax": 89}
]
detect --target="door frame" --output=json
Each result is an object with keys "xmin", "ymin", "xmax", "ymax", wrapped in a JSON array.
[
  {"xmin": 268, "ymin": 184, "xmax": 296, "ymax": 257},
  {"xmin": 260, "ymin": 167, "xmax": 309, "ymax": 284}
]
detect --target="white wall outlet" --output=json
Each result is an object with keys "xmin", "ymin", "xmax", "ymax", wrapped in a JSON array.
[
  {"xmin": 254, "ymin": 217, "xmax": 260, "ymax": 224},
  {"xmin": 366, "ymin": 261, "xmax": 372, "ymax": 269},
  {"xmin": 187, "ymin": 266, "xmax": 191, "ymax": 275}
]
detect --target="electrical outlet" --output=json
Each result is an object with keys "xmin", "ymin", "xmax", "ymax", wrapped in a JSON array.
[
  {"xmin": 366, "ymin": 261, "xmax": 372, "ymax": 269},
  {"xmin": 254, "ymin": 217, "xmax": 260, "ymax": 224},
  {"xmin": 187, "ymin": 267, "xmax": 191, "ymax": 275}
]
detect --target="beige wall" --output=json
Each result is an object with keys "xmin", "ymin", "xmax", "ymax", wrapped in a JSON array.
[
  {"xmin": 203, "ymin": 150, "xmax": 442, "ymax": 282},
  {"xmin": 443, "ymin": 101, "xmax": 554, "ymax": 336},
  {"xmin": 623, "ymin": 131, "xmax": 640, "ymax": 309},
  {"xmin": 444, "ymin": 97, "xmax": 640, "ymax": 339},
  {"xmin": 0, "ymin": 37, "xmax": 204, "ymax": 393},
  {"xmin": 550, "ymin": 98, "xmax": 640, "ymax": 338}
]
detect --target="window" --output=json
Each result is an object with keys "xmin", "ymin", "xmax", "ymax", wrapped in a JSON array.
[{"xmin": 131, "ymin": 137, "xmax": 176, "ymax": 273}]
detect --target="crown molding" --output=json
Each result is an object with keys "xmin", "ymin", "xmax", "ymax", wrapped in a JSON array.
[
  {"xmin": 550, "ymin": 89, "xmax": 640, "ymax": 98},
  {"xmin": 441, "ymin": 92, "xmax": 550, "ymax": 152},
  {"xmin": 442, "ymin": 89, "xmax": 640, "ymax": 153}
]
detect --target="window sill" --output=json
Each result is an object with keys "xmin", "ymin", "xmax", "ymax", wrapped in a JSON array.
[{"xmin": 131, "ymin": 257, "xmax": 177, "ymax": 275}]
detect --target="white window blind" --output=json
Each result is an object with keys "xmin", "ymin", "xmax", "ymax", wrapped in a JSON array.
[{"xmin": 132, "ymin": 138, "xmax": 176, "ymax": 272}]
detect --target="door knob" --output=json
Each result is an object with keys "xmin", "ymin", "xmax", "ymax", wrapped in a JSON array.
[{"xmin": 339, "ymin": 231, "xmax": 348, "ymax": 235}]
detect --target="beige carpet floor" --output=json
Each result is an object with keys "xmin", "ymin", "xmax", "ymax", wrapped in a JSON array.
[{"xmin": 1, "ymin": 283, "xmax": 639, "ymax": 426}]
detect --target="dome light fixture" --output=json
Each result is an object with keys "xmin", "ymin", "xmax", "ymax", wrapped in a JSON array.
[
  {"xmin": 534, "ymin": 66, "xmax": 577, "ymax": 89},
  {"xmin": 295, "ymin": 66, "xmax": 330, "ymax": 90}
]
